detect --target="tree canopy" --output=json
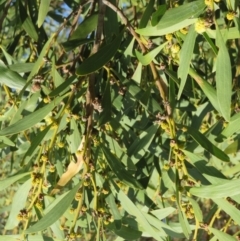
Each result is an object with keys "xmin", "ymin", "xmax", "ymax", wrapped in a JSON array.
[{"xmin": 0, "ymin": 0, "xmax": 240, "ymax": 240}]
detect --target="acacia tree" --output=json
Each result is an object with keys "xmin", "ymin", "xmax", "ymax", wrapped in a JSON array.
[{"xmin": 0, "ymin": 0, "xmax": 240, "ymax": 240}]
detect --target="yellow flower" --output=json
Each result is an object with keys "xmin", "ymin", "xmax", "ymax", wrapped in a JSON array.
[
  {"xmin": 57, "ymin": 142, "xmax": 64, "ymax": 148},
  {"xmin": 226, "ymin": 11, "xmax": 235, "ymax": 20},
  {"xmin": 205, "ymin": 0, "xmax": 212, "ymax": 6},
  {"xmin": 180, "ymin": 28, "xmax": 188, "ymax": 35},
  {"xmin": 165, "ymin": 33, "xmax": 173, "ymax": 41},
  {"xmin": 171, "ymin": 43, "xmax": 180, "ymax": 54},
  {"xmin": 43, "ymin": 97, "xmax": 49, "ymax": 103},
  {"xmin": 195, "ymin": 18, "xmax": 206, "ymax": 34}
]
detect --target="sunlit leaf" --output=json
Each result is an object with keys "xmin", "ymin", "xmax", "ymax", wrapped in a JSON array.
[
  {"xmin": 188, "ymin": 197, "xmax": 203, "ymax": 222},
  {"xmin": 136, "ymin": 1, "xmax": 205, "ymax": 36},
  {"xmin": 105, "ymin": 193, "xmax": 122, "ymax": 230},
  {"xmin": 132, "ymin": 62, "xmax": 142, "ymax": 84},
  {"xmin": 0, "ymin": 172, "xmax": 30, "ymax": 192},
  {"xmin": 111, "ymin": 182, "xmax": 165, "ymax": 241},
  {"xmin": 137, "ymin": 19, "xmax": 197, "ymax": 36},
  {"xmin": 0, "ymin": 235, "xmax": 21, "ymax": 241},
  {"xmin": 216, "ymin": 26, "xmax": 232, "ymax": 121},
  {"xmin": 5, "ymin": 179, "xmax": 32, "ymax": 229},
  {"xmin": 8, "ymin": 63, "xmax": 35, "ymax": 73},
  {"xmin": 212, "ymin": 198, "xmax": 240, "ymax": 226},
  {"xmin": 208, "ymin": 227, "xmax": 236, "ymax": 241},
  {"xmin": 177, "ymin": 25, "xmax": 197, "ymax": 99},
  {"xmin": 151, "ymin": 207, "xmax": 176, "ymax": 220},
  {"xmin": 135, "ymin": 42, "xmax": 167, "ymax": 66},
  {"xmin": 218, "ymin": 112, "xmax": 240, "ymax": 140},
  {"xmin": 37, "ymin": 0, "xmax": 51, "ymax": 27},
  {"xmin": 0, "ymin": 65, "xmax": 29, "ymax": 91},
  {"xmin": 190, "ymin": 179, "xmax": 240, "ymax": 198}
]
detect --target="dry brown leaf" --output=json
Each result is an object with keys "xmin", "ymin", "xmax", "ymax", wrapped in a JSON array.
[
  {"xmin": 56, "ymin": 155, "xmax": 83, "ymax": 187},
  {"xmin": 50, "ymin": 136, "xmax": 85, "ymax": 195}
]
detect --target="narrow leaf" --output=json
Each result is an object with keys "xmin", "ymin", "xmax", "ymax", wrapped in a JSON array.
[
  {"xmin": 132, "ymin": 62, "xmax": 142, "ymax": 84},
  {"xmin": 137, "ymin": 19, "xmax": 196, "ymax": 36},
  {"xmin": 101, "ymin": 145, "xmax": 143, "ymax": 189},
  {"xmin": 67, "ymin": 119, "xmax": 81, "ymax": 153},
  {"xmin": 213, "ymin": 198, "xmax": 240, "ymax": 226},
  {"xmin": 202, "ymin": 32, "xmax": 218, "ymax": 56},
  {"xmin": 37, "ymin": 0, "xmax": 51, "ymax": 27},
  {"xmin": 0, "ymin": 95, "xmax": 65, "ymax": 136},
  {"xmin": 216, "ymin": 27, "xmax": 232, "ymax": 121},
  {"xmin": 70, "ymin": 14, "xmax": 98, "ymax": 40},
  {"xmin": 24, "ymin": 182, "xmax": 82, "ymax": 233},
  {"xmin": 8, "ymin": 63, "xmax": 35, "ymax": 73},
  {"xmin": 0, "ymin": 136, "xmax": 15, "ymax": 147},
  {"xmin": 5, "ymin": 179, "xmax": 32, "ymax": 229},
  {"xmin": 0, "ymin": 172, "xmax": 30, "ymax": 192},
  {"xmin": 0, "ymin": 235, "xmax": 21, "ymax": 241},
  {"xmin": 178, "ymin": 206, "xmax": 191, "ymax": 238},
  {"xmin": 218, "ymin": 105, "xmax": 240, "ymax": 140},
  {"xmin": 190, "ymin": 179, "xmax": 240, "ymax": 198},
  {"xmin": 137, "ymin": 1, "xmax": 205, "ymax": 36},
  {"xmin": 151, "ymin": 207, "xmax": 176, "ymax": 220},
  {"xmin": 188, "ymin": 197, "xmax": 203, "ymax": 222},
  {"xmin": 19, "ymin": 1, "xmax": 38, "ymax": 41},
  {"xmin": 61, "ymin": 38, "xmax": 94, "ymax": 52},
  {"xmin": 151, "ymin": 5, "xmax": 167, "ymax": 26},
  {"xmin": 107, "ymin": 223, "xmax": 142, "ymax": 240},
  {"xmin": 111, "ymin": 183, "xmax": 164, "ymax": 241},
  {"xmin": 76, "ymin": 31, "xmax": 123, "ymax": 75},
  {"xmin": 209, "ymin": 227, "xmax": 236, "ymax": 241},
  {"xmin": 105, "ymin": 194, "xmax": 122, "ymax": 230},
  {"xmin": 128, "ymin": 124, "xmax": 158, "ymax": 164},
  {"xmin": 21, "ymin": 125, "xmax": 52, "ymax": 165},
  {"xmin": 139, "ymin": 0, "xmax": 155, "ymax": 28},
  {"xmin": 135, "ymin": 42, "xmax": 167, "ymax": 65},
  {"xmin": 177, "ymin": 25, "xmax": 197, "ymax": 99},
  {"xmin": 49, "ymin": 75, "xmax": 77, "ymax": 97},
  {"xmin": 156, "ymin": 1, "xmax": 205, "ymax": 29},
  {"xmin": 0, "ymin": 65, "xmax": 29, "ymax": 91},
  {"xmin": 188, "ymin": 68, "xmax": 220, "ymax": 112},
  {"xmin": 185, "ymin": 126, "xmax": 229, "ymax": 162}
]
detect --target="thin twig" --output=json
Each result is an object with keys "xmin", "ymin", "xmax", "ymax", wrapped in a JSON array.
[{"xmin": 68, "ymin": 5, "xmax": 83, "ymax": 37}]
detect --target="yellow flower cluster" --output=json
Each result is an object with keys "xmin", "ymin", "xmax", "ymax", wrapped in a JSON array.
[{"xmin": 195, "ymin": 18, "xmax": 206, "ymax": 34}]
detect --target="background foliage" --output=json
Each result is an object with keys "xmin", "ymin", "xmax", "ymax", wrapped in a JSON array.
[{"xmin": 0, "ymin": 0, "xmax": 240, "ymax": 240}]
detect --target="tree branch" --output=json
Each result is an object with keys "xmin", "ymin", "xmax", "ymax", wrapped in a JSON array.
[
  {"xmin": 85, "ymin": 0, "xmax": 106, "ymax": 148},
  {"xmin": 102, "ymin": 0, "xmax": 170, "ymax": 115}
]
